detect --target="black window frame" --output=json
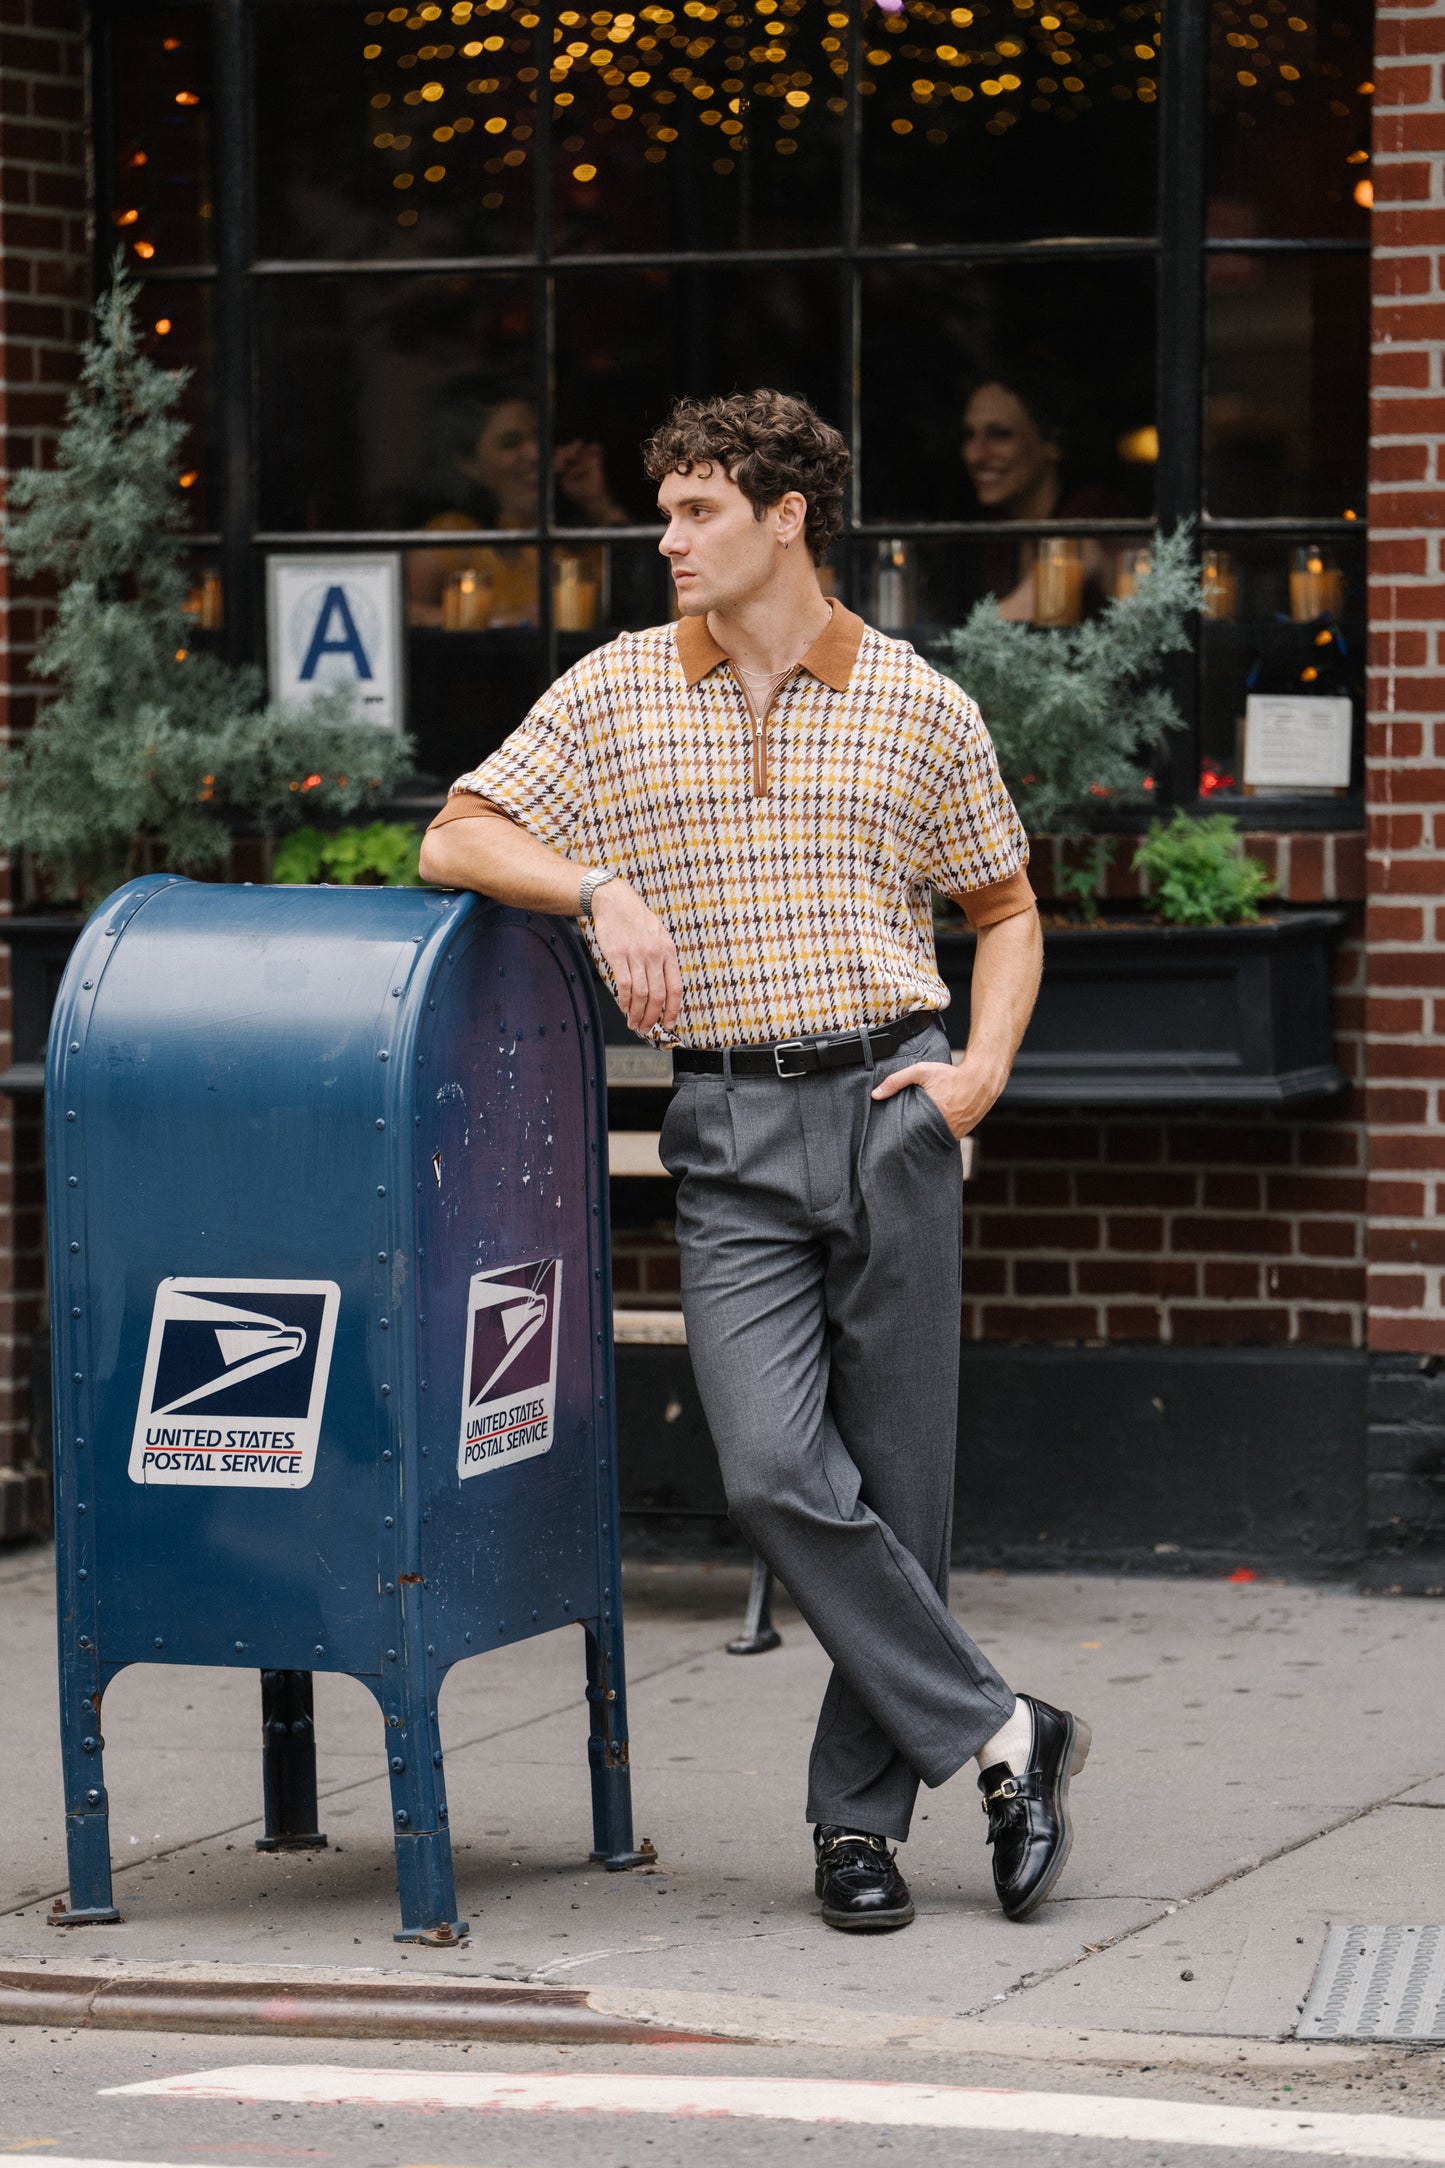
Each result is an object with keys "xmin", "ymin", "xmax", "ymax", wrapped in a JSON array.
[{"xmin": 93, "ymin": 0, "xmax": 1371, "ymax": 829}]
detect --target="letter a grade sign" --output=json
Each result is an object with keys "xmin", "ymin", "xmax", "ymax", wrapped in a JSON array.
[
  {"xmin": 266, "ymin": 554, "xmax": 403, "ymax": 731},
  {"xmin": 458, "ymin": 1257, "xmax": 563, "ymax": 1480},
  {"xmin": 129, "ymin": 1278, "xmax": 340, "ymax": 1489}
]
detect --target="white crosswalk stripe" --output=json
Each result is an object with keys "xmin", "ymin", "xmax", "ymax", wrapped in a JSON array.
[{"xmin": 100, "ymin": 2064, "xmax": 1445, "ymax": 2161}]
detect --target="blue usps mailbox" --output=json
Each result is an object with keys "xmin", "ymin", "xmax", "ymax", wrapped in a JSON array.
[{"xmin": 48, "ymin": 874, "xmax": 647, "ymax": 1944}]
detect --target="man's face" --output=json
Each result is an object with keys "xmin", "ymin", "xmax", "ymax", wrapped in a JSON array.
[{"xmin": 657, "ymin": 463, "xmax": 779, "ymax": 615}]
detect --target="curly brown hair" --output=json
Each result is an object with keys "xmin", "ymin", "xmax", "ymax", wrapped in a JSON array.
[{"xmin": 642, "ymin": 389, "xmax": 850, "ymax": 562}]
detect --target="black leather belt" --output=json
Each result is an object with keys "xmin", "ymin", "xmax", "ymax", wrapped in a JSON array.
[{"xmin": 673, "ymin": 1012, "xmax": 940, "ymax": 1081}]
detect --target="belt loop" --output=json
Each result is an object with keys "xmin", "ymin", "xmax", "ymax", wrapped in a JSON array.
[
  {"xmin": 722, "ymin": 1045, "xmax": 735, "ymax": 1094},
  {"xmin": 859, "ymin": 1025, "xmax": 874, "ymax": 1072}
]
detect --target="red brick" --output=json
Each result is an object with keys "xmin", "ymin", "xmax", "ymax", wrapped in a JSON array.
[
  {"xmin": 1265, "ymin": 1174, "xmax": 1367, "ymax": 1214},
  {"xmin": 1297, "ymin": 1127, "xmax": 1363, "ymax": 1169},
  {"xmin": 1377, "ymin": 15, "xmax": 1445, "ymax": 57},
  {"xmin": 1372, "ymin": 442, "xmax": 1432, "ymax": 483},
  {"xmin": 1367, "ymin": 993, "xmax": 1426, "ymax": 1032},
  {"xmin": 1373, "ymin": 254, "xmax": 1434, "ymax": 298},
  {"xmin": 1078, "ymin": 1258, "xmax": 1197, "ymax": 1297},
  {"xmin": 1377, "ymin": 62, "xmax": 1435, "ymax": 106},
  {"xmin": 1370, "ymin": 857, "xmax": 1445, "ymax": 894},
  {"xmin": 1300, "ymin": 1220, "xmax": 1361, "ymax": 1260},
  {"xmin": 979, "ymin": 1214, "xmax": 1100, "ymax": 1250},
  {"xmin": 1366, "ymin": 905, "xmax": 1428, "ymax": 945},
  {"xmin": 1379, "ymin": 113, "xmax": 1445, "ymax": 156},
  {"xmin": 1368, "ymin": 1043, "xmax": 1445, "ymax": 1078},
  {"xmin": 1202, "ymin": 1172, "xmax": 1262, "ymax": 1212},
  {"xmin": 1168, "ymin": 1125, "xmax": 1293, "ymax": 1166},
  {"xmin": 1268, "ymin": 1263, "xmax": 1366, "ymax": 1301},
  {"xmin": 960, "ymin": 1257, "xmax": 1006, "ymax": 1294},
  {"xmin": 1298, "ymin": 1310, "xmax": 1359, "ymax": 1347},
  {"xmin": 1373, "ymin": 812, "xmax": 1429, "ymax": 851},
  {"xmin": 1172, "ymin": 1216, "xmax": 1294, "ymax": 1255},
  {"xmin": 1102, "ymin": 1124, "xmax": 1164, "ymax": 1164},
  {"xmin": 1366, "ymin": 1086, "xmax": 1434, "ymax": 1123},
  {"xmin": 1203, "ymin": 1261, "xmax": 1262, "ymax": 1300},
  {"xmin": 1370, "ymin": 627, "xmax": 1429, "ymax": 667},
  {"xmin": 975, "ymin": 1121, "xmax": 1099, "ymax": 1162},
  {"xmin": 1371, "ymin": 1226, "xmax": 1445, "ymax": 1264},
  {"xmin": 1372, "ymin": 1134, "xmax": 1445, "ymax": 1169},
  {"xmin": 1372, "ymin": 350, "xmax": 1434, "ymax": 389},
  {"xmin": 1014, "ymin": 1170, "xmax": 1074, "ymax": 1208},
  {"xmin": 1369, "ymin": 1270, "xmax": 1430, "ymax": 1306},
  {"xmin": 1171, "ymin": 1307, "xmax": 1290, "ymax": 1346},
  {"xmin": 1103, "ymin": 1214, "xmax": 1166, "ymax": 1253},
  {"xmin": 1371, "ymin": 950, "xmax": 1445, "ymax": 985},
  {"xmin": 1105, "ymin": 1307, "xmax": 1162, "ymax": 1342},
  {"xmin": 1014, "ymin": 1260, "xmax": 1071, "ymax": 1296},
  {"xmin": 979, "ymin": 1305, "xmax": 1098, "ymax": 1340},
  {"xmin": 1370, "ymin": 1316, "xmax": 1445, "ymax": 1353},
  {"xmin": 1369, "ymin": 1177, "xmax": 1429, "ymax": 1215},
  {"xmin": 1076, "ymin": 1171, "xmax": 1195, "ymax": 1209}
]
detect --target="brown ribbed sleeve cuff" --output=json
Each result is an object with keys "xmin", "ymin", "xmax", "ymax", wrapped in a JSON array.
[
  {"xmin": 957, "ymin": 867, "xmax": 1037, "ymax": 929},
  {"xmin": 425, "ymin": 793, "xmax": 506, "ymax": 832}
]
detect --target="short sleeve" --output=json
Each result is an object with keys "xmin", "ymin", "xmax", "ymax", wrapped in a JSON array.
[
  {"xmin": 927, "ymin": 693, "xmax": 1036, "ymax": 929},
  {"xmin": 443, "ymin": 692, "xmax": 582, "ymax": 855}
]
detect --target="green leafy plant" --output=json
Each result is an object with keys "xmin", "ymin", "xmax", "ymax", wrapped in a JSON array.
[
  {"xmin": 0, "ymin": 260, "xmax": 413, "ymax": 906},
  {"xmin": 1053, "ymin": 837, "xmax": 1116, "ymax": 926},
  {"xmin": 1132, "ymin": 811, "xmax": 1277, "ymax": 927},
  {"xmin": 273, "ymin": 821, "xmax": 423, "ymax": 887},
  {"xmin": 933, "ymin": 525, "xmax": 1200, "ymax": 841}
]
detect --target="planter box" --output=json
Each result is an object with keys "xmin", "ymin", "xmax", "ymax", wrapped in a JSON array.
[
  {"xmin": 936, "ymin": 909, "xmax": 1347, "ymax": 1107},
  {"xmin": 0, "ymin": 914, "xmax": 83, "ymax": 1095}
]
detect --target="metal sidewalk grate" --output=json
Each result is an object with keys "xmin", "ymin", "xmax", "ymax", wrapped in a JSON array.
[{"xmin": 1298, "ymin": 1925, "xmax": 1445, "ymax": 2041}]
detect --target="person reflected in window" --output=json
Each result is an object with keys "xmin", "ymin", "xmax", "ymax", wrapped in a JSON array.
[
  {"xmin": 408, "ymin": 385, "xmax": 629, "ymax": 628},
  {"xmin": 961, "ymin": 373, "xmax": 1128, "ymax": 621}
]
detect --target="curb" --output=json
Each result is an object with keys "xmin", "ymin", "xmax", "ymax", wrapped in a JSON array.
[{"xmin": 0, "ymin": 1968, "xmax": 734, "ymax": 2046}]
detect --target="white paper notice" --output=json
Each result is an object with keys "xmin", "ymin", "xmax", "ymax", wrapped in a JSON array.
[{"xmin": 1243, "ymin": 694, "xmax": 1352, "ymax": 791}]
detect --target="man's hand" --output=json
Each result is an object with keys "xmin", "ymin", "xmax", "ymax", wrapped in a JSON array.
[
  {"xmin": 591, "ymin": 878, "xmax": 683, "ymax": 1037},
  {"xmin": 870, "ymin": 1057, "xmax": 1003, "ymax": 1139}
]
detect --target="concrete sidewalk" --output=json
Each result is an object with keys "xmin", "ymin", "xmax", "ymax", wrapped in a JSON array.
[{"xmin": 3, "ymin": 1539, "xmax": 1444, "ymax": 2060}]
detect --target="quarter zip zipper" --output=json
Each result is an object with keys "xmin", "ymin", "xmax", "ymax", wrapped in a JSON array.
[{"xmin": 729, "ymin": 663, "xmax": 798, "ymax": 798}]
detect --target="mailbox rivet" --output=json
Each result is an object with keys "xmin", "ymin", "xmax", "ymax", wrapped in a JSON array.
[
  {"xmin": 497, "ymin": 1620, "xmax": 505, "ymax": 1633},
  {"xmin": 426, "ymin": 1644, "xmax": 435, "ymax": 1656},
  {"xmin": 381, "ymin": 1384, "xmax": 391, "ymax": 1397},
  {"xmin": 563, "ymin": 1600, "xmax": 572, "ymax": 1613},
  {"xmin": 71, "ymin": 1307, "xmax": 80, "ymax": 1318},
  {"xmin": 531, "ymin": 1608, "xmax": 538, "ymax": 1621},
  {"xmin": 86, "ymin": 1789, "xmax": 101, "ymax": 1805},
  {"xmin": 392, "ymin": 987, "xmax": 402, "ymax": 997},
  {"xmin": 77, "ymin": 1567, "xmax": 88, "ymax": 1581},
  {"xmin": 395, "ymin": 1809, "xmax": 409, "ymax": 1827},
  {"xmin": 234, "ymin": 1640, "xmax": 246, "ymax": 1653},
  {"xmin": 379, "ymin": 1050, "xmax": 390, "ymax": 1061},
  {"xmin": 69, "ymin": 1041, "xmax": 79, "ymax": 1053},
  {"xmin": 379, "ymin": 1318, "xmax": 389, "ymax": 1330},
  {"xmin": 433, "ymin": 1749, "xmax": 443, "ymax": 1766},
  {"xmin": 74, "ymin": 1437, "xmax": 84, "ymax": 1450},
  {"xmin": 384, "ymin": 1515, "xmax": 394, "ymax": 1528},
  {"xmin": 439, "ymin": 1804, "xmax": 449, "ymax": 1822},
  {"xmin": 77, "ymin": 1502, "xmax": 86, "ymax": 1514},
  {"xmin": 375, "ymin": 1118, "xmax": 386, "ymax": 1130},
  {"xmin": 66, "ymin": 1109, "xmax": 76, "ymax": 1122},
  {"xmin": 70, "ymin": 1241, "xmax": 80, "ymax": 1254},
  {"xmin": 382, "ymin": 1449, "xmax": 393, "ymax": 1463},
  {"xmin": 153, "ymin": 1637, "xmax": 163, "ymax": 1650},
  {"xmin": 73, "ymin": 1371, "xmax": 83, "ymax": 1383},
  {"xmin": 82, "ymin": 980, "xmax": 93, "ymax": 990},
  {"xmin": 377, "ymin": 1185, "xmax": 386, "ymax": 1197},
  {"xmin": 78, "ymin": 1636, "xmax": 91, "ymax": 1650},
  {"xmin": 390, "ymin": 1756, "xmax": 405, "ymax": 1773},
  {"xmin": 464, "ymin": 1632, "xmax": 472, "ymax": 1644},
  {"xmin": 68, "ymin": 1177, "xmax": 78, "ymax": 1189},
  {"xmin": 377, "ymin": 1251, "xmax": 387, "ymax": 1263},
  {"xmin": 384, "ymin": 1581, "xmax": 395, "ymax": 1594},
  {"xmin": 387, "ymin": 1649, "xmax": 398, "ymax": 1662},
  {"xmin": 315, "ymin": 1645, "xmax": 325, "ymax": 1658}
]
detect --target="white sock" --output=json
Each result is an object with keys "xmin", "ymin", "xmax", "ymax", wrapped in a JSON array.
[{"xmin": 977, "ymin": 1698, "xmax": 1033, "ymax": 1776}]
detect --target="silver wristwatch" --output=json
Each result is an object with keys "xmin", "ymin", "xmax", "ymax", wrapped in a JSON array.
[{"xmin": 578, "ymin": 867, "xmax": 619, "ymax": 919}]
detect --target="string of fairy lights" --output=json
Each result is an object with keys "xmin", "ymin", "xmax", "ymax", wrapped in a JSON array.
[{"xmin": 111, "ymin": 2, "xmax": 1372, "ymax": 248}]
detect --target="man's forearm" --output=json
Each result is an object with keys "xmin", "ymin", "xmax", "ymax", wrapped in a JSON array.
[
  {"xmin": 963, "ymin": 905, "xmax": 1043, "ymax": 1093},
  {"xmin": 417, "ymin": 803, "xmax": 585, "ymax": 913}
]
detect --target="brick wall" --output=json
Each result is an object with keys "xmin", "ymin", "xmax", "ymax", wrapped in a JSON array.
[
  {"xmin": 1367, "ymin": 0, "xmax": 1445, "ymax": 1363},
  {"xmin": 0, "ymin": 0, "xmax": 88, "ymax": 1538}
]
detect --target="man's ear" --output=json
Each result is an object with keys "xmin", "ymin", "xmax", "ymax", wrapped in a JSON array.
[{"xmin": 776, "ymin": 489, "xmax": 809, "ymax": 546}]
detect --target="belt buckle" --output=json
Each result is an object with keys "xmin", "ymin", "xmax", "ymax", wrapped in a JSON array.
[{"xmin": 773, "ymin": 1037, "xmax": 810, "ymax": 1079}]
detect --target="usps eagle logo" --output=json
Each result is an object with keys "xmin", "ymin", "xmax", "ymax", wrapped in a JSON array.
[
  {"xmin": 457, "ymin": 1257, "xmax": 563, "ymax": 1480},
  {"xmin": 128, "ymin": 1278, "xmax": 339, "ymax": 1490}
]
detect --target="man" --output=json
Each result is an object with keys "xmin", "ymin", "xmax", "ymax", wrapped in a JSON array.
[{"xmin": 419, "ymin": 389, "xmax": 1090, "ymax": 1933}]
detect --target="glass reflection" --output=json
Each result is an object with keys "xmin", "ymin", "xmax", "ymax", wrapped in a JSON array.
[
  {"xmin": 254, "ymin": 2, "xmax": 534, "ymax": 261},
  {"xmin": 1206, "ymin": 0, "xmax": 1373, "ymax": 241},
  {"xmin": 1205, "ymin": 251, "xmax": 1368, "ymax": 518},
  {"xmin": 1196, "ymin": 530, "xmax": 1364, "ymax": 795},
  {"xmin": 139, "ymin": 284, "xmax": 218, "ymax": 531},
  {"xmin": 859, "ymin": 0, "xmax": 1159, "ymax": 245},
  {"xmin": 111, "ymin": 7, "xmax": 214, "ymax": 269},
  {"xmin": 255, "ymin": 275, "xmax": 533, "ymax": 532}
]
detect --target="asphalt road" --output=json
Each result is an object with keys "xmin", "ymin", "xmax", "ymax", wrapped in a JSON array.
[{"xmin": 6, "ymin": 2025, "xmax": 1445, "ymax": 2168}]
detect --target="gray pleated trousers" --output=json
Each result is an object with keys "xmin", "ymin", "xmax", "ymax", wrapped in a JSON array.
[{"xmin": 660, "ymin": 1016, "xmax": 1016, "ymax": 1841}]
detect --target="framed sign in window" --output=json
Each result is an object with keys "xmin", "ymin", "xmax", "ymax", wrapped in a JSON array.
[{"xmin": 266, "ymin": 553, "xmax": 404, "ymax": 733}]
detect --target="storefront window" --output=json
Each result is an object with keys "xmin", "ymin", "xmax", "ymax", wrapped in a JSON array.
[{"xmin": 100, "ymin": 0, "xmax": 1373, "ymax": 813}]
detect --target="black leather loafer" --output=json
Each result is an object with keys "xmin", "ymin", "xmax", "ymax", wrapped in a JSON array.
[
  {"xmin": 813, "ymin": 1825, "xmax": 915, "ymax": 1932},
  {"xmin": 978, "ymin": 1695, "xmax": 1091, "ymax": 1922}
]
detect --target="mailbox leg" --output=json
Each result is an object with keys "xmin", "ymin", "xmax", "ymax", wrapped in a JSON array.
[
  {"xmin": 584, "ymin": 1621, "xmax": 655, "ymax": 1872},
  {"xmin": 256, "ymin": 1670, "xmax": 328, "ymax": 1852},
  {"xmin": 53, "ymin": 1673, "xmax": 122, "ymax": 1926},
  {"xmin": 380, "ymin": 1676, "xmax": 468, "ymax": 1946}
]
